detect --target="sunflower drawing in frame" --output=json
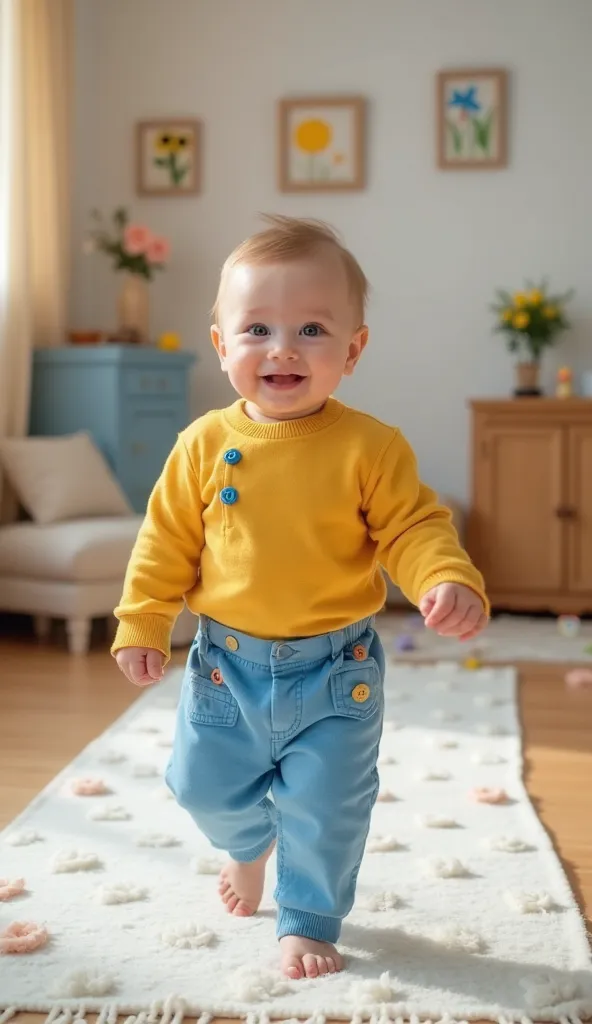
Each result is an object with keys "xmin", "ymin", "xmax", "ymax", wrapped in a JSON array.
[
  {"xmin": 136, "ymin": 119, "xmax": 201, "ymax": 196},
  {"xmin": 278, "ymin": 97, "xmax": 366, "ymax": 192}
]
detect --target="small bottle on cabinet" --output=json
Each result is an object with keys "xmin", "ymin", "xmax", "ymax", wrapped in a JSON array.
[{"xmin": 556, "ymin": 366, "xmax": 573, "ymax": 398}]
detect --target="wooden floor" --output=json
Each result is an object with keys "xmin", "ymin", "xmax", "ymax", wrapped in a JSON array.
[{"xmin": 1, "ymin": 626, "xmax": 591, "ymax": 1023}]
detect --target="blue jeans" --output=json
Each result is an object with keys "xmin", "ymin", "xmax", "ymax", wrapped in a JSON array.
[{"xmin": 166, "ymin": 615, "xmax": 385, "ymax": 943}]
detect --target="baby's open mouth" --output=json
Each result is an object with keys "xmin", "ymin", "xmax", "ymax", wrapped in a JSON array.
[{"xmin": 262, "ymin": 374, "xmax": 305, "ymax": 388}]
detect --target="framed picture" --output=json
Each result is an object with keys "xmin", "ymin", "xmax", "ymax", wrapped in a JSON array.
[
  {"xmin": 278, "ymin": 96, "xmax": 366, "ymax": 192},
  {"xmin": 136, "ymin": 119, "xmax": 201, "ymax": 196},
  {"xmin": 436, "ymin": 69, "xmax": 508, "ymax": 170}
]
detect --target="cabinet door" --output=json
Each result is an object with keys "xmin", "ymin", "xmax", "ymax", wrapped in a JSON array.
[
  {"xmin": 567, "ymin": 426, "xmax": 592, "ymax": 592},
  {"xmin": 119, "ymin": 404, "xmax": 184, "ymax": 512},
  {"xmin": 474, "ymin": 424, "xmax": 565, "ymax": 592}
]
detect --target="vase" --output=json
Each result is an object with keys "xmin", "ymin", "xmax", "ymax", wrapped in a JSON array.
[
  {"xmin": 117, "ymin": 273, "xmax": 149, "ymax": 343},
  {"xmin": 514, "ymin": 361, "xmax": 542, "ymax": 397}
]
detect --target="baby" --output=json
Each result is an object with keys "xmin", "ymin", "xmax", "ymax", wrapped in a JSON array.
[{"xmin": 113, "ymin": 215, "xmax": 488, "ymax": 981}]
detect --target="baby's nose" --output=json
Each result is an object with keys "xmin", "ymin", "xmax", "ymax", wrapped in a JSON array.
[{"xmin": 269, "ymin": 338, "xmax": 299, "ymax": 359}]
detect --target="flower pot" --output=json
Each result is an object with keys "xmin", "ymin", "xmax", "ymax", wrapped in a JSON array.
[
  {"xmin": 514, "ymin": 361, "xmax": 542, "ymax": 397},
  {"xmin": 117, "ymin": 273, "xmax": 149, "ymax": 343}
]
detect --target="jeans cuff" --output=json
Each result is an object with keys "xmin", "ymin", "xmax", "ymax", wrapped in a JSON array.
[
  {"xmin": 276, "ymin": 907, "xmax": 341, "ymax": 942},
  {"xmin": 229, "ymin": 831, "xmax": 276, "ymax": 864}
]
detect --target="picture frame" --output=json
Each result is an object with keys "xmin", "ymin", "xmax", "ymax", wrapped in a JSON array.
[
  {"xmin": 436, "ymin": 69, "xmax": 508, "ymax": 170},
  {"xmin": 135, "ymin": 119, "xmax": 201, "ymax": 196},
  {"xmin": 278, "ymin": 96, "xmax": 366, "ymax": 193}
]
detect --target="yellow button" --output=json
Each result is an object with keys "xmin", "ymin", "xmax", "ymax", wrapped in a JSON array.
[
  {"xmin": 352, "ymin": 683, "xmax": 370, "ymax": 703},
  {"xmin": 225, "ymin": 635, "xmax": 239, "ymax": 652}
]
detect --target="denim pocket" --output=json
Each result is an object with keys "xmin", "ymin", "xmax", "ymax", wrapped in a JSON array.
[
  {"xmin": 330, "ymin": 658, "xmax": 381, "ymax": 720},
  {"xmin": 186, "ymin": 670, "xmax": 239, "ymax": 727}
]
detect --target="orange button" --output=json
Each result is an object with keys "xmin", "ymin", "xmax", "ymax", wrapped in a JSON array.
[
  {"xmin": 211, "ymin": 669, "xmax": 223, "ymax": 685},
  {"xmin": 352, "ymin": 644, "xmax": 367, "ymax": 661},
  {"xmin": 352, "ymin": 683, "xmax": 370, "ymax": 703}
]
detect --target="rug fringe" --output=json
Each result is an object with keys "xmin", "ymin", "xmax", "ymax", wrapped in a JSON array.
[
  {"xmin": 96, "ymin": 1007, "xmax": 118, "ymax": 1024},
  {"xmin": 116, "ymin": 997, "xmax": 188, "ymax": 1024},
  {"xmin": 2, "ymin": 1007, "xmax": 591, "ymax": 1024},
  {"xmin": 53, "ymin": 1010, "xmax": 73, "ymax": 1024}
]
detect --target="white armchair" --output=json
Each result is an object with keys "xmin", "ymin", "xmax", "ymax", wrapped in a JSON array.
[{"xmin": 0, "ymin": 516, "xmax": 197, "ymax": 653}]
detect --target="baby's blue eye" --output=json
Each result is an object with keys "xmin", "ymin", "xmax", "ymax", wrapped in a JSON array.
[
  {"xmin": 300, "ymin": 323, "xmax": 324, "ymax": 337},
  {"xmin": 248, "ymin": 324, "xmax": 269, "ymax": 337}
]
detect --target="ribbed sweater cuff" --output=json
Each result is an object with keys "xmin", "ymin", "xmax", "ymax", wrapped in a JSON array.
[
  {"xmin": 111, "ymin": 614, "xmax": 172, "ymax": 661},
  {"xmin": 418, "ymin": 571, "xmax": 490, "ymax": 618}
]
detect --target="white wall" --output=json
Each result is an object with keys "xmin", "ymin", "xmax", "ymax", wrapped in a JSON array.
[{"xmin": 72, "ymin": 0, "xmax": 592, "ymax": 502}]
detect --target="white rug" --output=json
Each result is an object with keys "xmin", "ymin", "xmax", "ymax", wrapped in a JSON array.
[
  {"xmin": 1, "ymin": 662, "xmax": 592, "ymax": 1022},
  {"xmin": 383, "ymin": 614, "xmax": 592, "ymax": 664}
]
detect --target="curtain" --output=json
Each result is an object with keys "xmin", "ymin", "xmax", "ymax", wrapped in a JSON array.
[{"xmin": 0, "ymin": 0, "xmax": 73, "ymax": 518}]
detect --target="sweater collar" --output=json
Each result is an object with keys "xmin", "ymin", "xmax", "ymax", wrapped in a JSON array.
[{"xmin": 223, "ymin": 397, "xmax": 345, "ymax": 439}]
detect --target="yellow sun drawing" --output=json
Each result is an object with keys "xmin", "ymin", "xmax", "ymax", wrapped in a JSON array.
[{"xmin": 294, "ymin": 118, "xmax": 334, "ymax": 182}]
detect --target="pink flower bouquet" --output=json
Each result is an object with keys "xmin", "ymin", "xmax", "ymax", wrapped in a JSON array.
[{"xmin": 86, "ymin": 207, "xmax": 170, "ymax": 281}]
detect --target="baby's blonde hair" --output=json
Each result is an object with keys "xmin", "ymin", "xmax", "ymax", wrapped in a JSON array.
[{"xmin": 213, "ymin": 214, "xmax": 369, "ymax": 325}]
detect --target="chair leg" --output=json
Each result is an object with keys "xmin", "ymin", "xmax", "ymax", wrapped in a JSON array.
[
  {"xmin": 66, "ymin": 616, "xmax": 92, "ymax": 655},
  {"xmin": 33, "ymin": 615, "xmax": 51, "ymax": 641}
]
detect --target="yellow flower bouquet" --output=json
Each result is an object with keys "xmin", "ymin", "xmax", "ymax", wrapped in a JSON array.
[{"xmin": 492, "ymin": 281, "xmax": 572, "ymax": 362}]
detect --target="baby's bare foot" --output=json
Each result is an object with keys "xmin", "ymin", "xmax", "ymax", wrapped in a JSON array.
[
  {"xmin": 218, "ymin": 842, "xmax": 275, "ymax": 917},
  {"xmin": 279, "ymin": 934, "xmax": 343, "ymax": 979}
]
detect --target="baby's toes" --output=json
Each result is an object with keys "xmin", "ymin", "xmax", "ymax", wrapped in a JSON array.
[
  {"xmin": 302, "ymin": 953, "xmax": 319, "ymax": 978},
  {"xmin": 233, "ymin": 899, "xmax": 253, "ymax": 917},
  {"xmin": 282, "ymin": 956, "xmax": 304, "ymax": 980},
  {"xmin": 316, "ymin": 956, "xmax": 328, "ymax": 976},
  {"xmin": 225, "ymin": 893, "xmax": 239, "ymax": 913},
  {"xmin": 325, "ymin": 956, "xmax": 337, "ymax": 974}
]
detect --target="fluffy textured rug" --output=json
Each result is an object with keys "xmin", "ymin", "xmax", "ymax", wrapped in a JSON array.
[
  {"xmin": 1, "ymin": 661, "xmax": 591, "ymax": 1022},
  {"xmin": 383, "ymin": 613, "xmax": 592, "ymax": 664}
]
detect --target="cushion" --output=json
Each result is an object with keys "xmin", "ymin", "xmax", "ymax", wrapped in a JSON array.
[
  {"xmin": 0, "ymin": 432, "xmax": 132, "ymax": 524},
  {"xmin": 0, "ymin": 516, "xmax": 142, "ymax": 581}
]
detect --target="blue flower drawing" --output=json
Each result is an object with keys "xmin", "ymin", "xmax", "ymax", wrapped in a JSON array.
[
  {"xmin": 448, "ymin": 86, "xmax": 481, "ymax": 115},
  {"xmin": 445, "ymin": 81, "xmax": 495, "ymax": 161}
]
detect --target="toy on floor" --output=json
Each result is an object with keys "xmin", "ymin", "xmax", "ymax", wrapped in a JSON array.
[
  {"xmin": 583, "ymin": 644, "xmax": 592, "ymax": 656},
  {"xmin": 565, "ymin": 668, "xmax": 592, "ymax": 689},
  {"xmin": 557, "ymin": 614, "xmax": 581, "ymax": 638},
  {"xmin": 395, "ymin": 634, "xmax": 415, "ymax": 652},
  {"xmin": 463, "ymin": 654, "xmax": 482, "ymax": 670}
]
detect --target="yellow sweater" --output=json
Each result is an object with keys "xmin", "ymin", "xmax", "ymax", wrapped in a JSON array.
[{"xmin": 113, "ymin": 398, "xmax": 487, "ymax": 657}]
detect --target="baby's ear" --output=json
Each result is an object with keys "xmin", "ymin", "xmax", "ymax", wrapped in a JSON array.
[
  {"xmin": 344, "ymin": 325, "xmax": 369, "ymax": 375},
  {"xmin": 211, "ymin": 325, "xmax": 227, "ymax": 367}
]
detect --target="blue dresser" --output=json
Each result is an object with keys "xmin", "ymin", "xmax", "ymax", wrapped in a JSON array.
[{"xmin": 30, "ymin": 345, "xmax": 196, "ymax": 512}]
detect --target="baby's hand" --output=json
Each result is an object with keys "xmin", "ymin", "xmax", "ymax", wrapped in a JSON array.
[
  {"xmin": 115, "ymin": 646, "xmax": 165, "ymax": 686},
  {"xmin": 419, "ymin": 583, "xmax": 487, "ymax": 641}
]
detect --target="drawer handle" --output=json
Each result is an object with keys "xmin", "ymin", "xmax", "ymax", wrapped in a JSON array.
[
  {"xmin": 158, "ymin": 377, "xmax": 168, "ymax": 391},
  {"xmin": 555, "ymin": 506, "xmax": 577, "ymax": 519}
]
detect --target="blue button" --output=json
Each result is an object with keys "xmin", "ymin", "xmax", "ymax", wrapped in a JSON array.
[
  {"xmin": 223, "ymin": 448, "xmax": 242, "ymax": 465},
  {"xmin": 220, "ymin": 487, "xmax": 238, "ymax": 506}
]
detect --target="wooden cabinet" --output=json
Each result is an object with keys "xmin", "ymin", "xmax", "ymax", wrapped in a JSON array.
[
  {"xmin": 30, "ymin": 346, "xmax": 196, "ymax": 513},
  {"xmin": 468, "ymin": 399, "xmax": 592, "ymax": 614}
]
